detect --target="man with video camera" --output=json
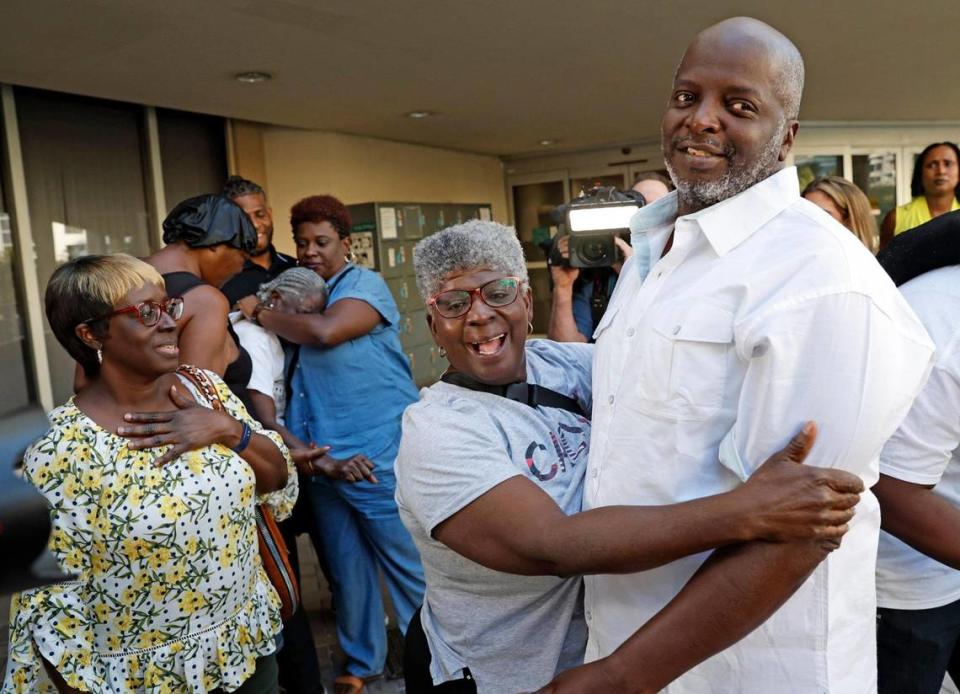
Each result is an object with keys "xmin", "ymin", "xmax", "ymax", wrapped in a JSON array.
[{"xmin": 547, "ymin": 174, "xmax": 670, "ymax": 342}]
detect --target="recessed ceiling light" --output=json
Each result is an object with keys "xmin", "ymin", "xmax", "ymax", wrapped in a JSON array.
[
  {"xmin": 539, "ymin": 139, "xmax": 557, "ymax": 146},
  {"xmin": 235, "ymin": 71, "xmax": 272, "ymax": 83},
  {"xmin": 406, "ymin": 111, "xmax": 433, "ymax": 119}
]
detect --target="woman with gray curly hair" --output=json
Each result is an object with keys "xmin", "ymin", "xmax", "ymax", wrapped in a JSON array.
[{"xmin": 395, "ymin": 220, "xmax": 864, "ymax": 693}]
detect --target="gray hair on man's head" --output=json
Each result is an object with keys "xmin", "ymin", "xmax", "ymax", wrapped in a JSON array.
[
  {"xmin": 413, "ymin": 220, "xmax": 528, "ymax": 300},
  {"xmin": 257, "ymin": 267, "xmax": 328, "ymax": 311}
]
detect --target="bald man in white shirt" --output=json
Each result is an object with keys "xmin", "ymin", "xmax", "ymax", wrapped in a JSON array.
[{"xmin": 538, "ymin": 17, "xmax": 934, "ymax": 694}]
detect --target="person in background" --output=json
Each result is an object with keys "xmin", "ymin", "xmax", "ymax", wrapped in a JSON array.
[
  {"xmin": 802, "ymin": 175, "xmax": 878, "ymax": 253},
  {"xmin": 396, "ymin": 220, "xmax": 862, "ymax": 693},
  {"xmin": 880, "ymin": 141, "xmax": 960, "ymax": 250},
  {"xmin": 3, "ymin": 254, "xmax": 296, "ymax": 693},
  {"xmin": 144, "ymin": 194, "xmax": 256, "ymax": 411},
  {"xmin": 221, "ymin": 175, "xmax": 297, "ymax": 307},
  {"xmin": 631, "ymin": 170, "xmax": 672, "ymax": 201},
  {"xmin": 238, "ymin": 195, "xmax": 425, "ymax": 694},
  {"xmin": 547, "ymin": 175, "xmax": 670, "ymax": 343}
]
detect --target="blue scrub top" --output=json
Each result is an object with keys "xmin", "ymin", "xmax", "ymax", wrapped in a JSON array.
[{"xmin": 287, "ymin": 264, "xmax": 419, "ymax": 472}]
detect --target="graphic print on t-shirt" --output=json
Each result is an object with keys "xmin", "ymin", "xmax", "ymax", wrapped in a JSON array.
[{"xmin": 525, "ymin": 417, "xmax": 590, "ymax": 482}]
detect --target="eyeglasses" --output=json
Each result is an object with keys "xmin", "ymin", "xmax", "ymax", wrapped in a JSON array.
[
  {"xmin": 427, "ymin": 277, "xmax": 523, "ymax": 319},
  {"xmin": 85, "ymin": 297, "xmax": 184, "ymax": 327}
]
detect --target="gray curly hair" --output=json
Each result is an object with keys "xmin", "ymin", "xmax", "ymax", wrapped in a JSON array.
[
  {"xmin": 257, "ymin": 267, "xmax": 328, "ymax": 312},
  {"xmin": 413, "ymin": 220, "xmax": 528, "ymax": 300}
]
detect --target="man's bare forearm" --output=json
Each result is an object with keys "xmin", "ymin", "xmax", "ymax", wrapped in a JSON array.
[{"xmin": 875, "ymin": 474, "xmax": 960, "ymax": 570}]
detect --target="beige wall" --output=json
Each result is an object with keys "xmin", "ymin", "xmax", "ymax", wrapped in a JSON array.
[{"xmin": 237, "ymin": 123, "xmax": 508, "ymax": 256}]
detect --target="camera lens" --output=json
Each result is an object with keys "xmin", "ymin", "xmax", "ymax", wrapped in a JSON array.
[{"xmin": 581, "ymin": 240, "xmax": 608, "ymax": 262}]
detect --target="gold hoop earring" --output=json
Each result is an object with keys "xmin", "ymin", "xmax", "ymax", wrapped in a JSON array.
[
  {"xmin": 96, "ymin": 346, "xmax": 103, "ymax": 364},
  {"xmin": 527, "ymin": 321, "xmax": 534, "ymax": 334},
  {"xmin": 438, "ymin": 346, "xmax": 447, "ymax": 358}
]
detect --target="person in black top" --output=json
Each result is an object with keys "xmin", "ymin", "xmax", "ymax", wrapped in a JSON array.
[
  {"xmin": 144, "ymin": 194, "xmax": 256, "ymax": 411},
  {"xmin": 221, "ymin": 176, "xmax": 297, "ymax": 306}
]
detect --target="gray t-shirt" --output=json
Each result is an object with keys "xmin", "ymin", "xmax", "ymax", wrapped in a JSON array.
[{"xmin": 395, "ymin": 339, "xmax": 594, "ymax": 693}]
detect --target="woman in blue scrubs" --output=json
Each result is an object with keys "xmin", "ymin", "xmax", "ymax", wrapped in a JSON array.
[{"xmin": 239, "ymin": 194, "xmax": 425, "ymax": 694}]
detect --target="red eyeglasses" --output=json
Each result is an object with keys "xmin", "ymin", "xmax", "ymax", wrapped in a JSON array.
[
  {"xmin": 427, "ymin": 277, "xmax": 523, "ymax": 319},
  {"xmin": 85, "ymin": 297, "xmax": 184, "ymax": 327}
]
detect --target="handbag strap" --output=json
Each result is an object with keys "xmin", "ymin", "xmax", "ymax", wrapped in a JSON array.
[{"xmin": 176, "ymin": 364, "xmax": 224, "ymax": 412}]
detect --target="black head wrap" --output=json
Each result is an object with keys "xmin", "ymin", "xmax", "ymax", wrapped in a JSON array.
[{"xmin": 162, "ymin": 194, "xmax": 257, "ymax": 252}]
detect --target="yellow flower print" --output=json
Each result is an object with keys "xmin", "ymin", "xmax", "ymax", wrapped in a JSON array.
[
  {"xmin": 32, "ymin": 466, "xmax": 51, "ymax": 486},
  {"xmin": 144, "ymin": 469, "xmax": 163, "ymax": 489},
  {"xmin": 169, "ymin": 641, "xmax": 184, "ymax": 654},
  {"xmin": 107, "ymin": 634, "xmax": 122, "ymax": 651},
  {"xmin": 127, "ymin": 485, "xmax": 145, "ymax": 508},
  {"xmin": 11, "ymin": 668, "xmax": 27, "ymax": 690},
  {"xmin": 133, "ymin": 571, "xmax": 150, "ymax": 590},
  {"xmin": 80, "ymin": 468, "xmax": 101, "ymax": 491},
  {"xmin": 146, "ymin": 546, "xmax": 172, "ymax": 570},
  {"xmin": 62, "ymin": 474, "xmax": 81, "ymax": 499},
  {"xmin": 93, "ymin": 602, "xmax": 110, "ymax": 623},
  {"xmin": 55, "ymin": 616, "xmax": 80, "ymax": 638},
  {"xmin": 186, "ymin": 450, "xmax": 204, "ymax": 475},
  {"xmin": 48, "ymin": 527, "xmax": 70, "ymax": 552},
  {"xmin": 91, "ymin": 553, "xmax": 108, "ymax": 574},
  {"xmin": 178, "ymin": 590, "xmax": 206, "ymax": 614},
  {"xmin": 150, "ymin": 583, "xmax": 168, "ymax": 602},
  {"xmin": 125, "ymin": 678, "xmax": 144, "ymax": 691},
  {"xmin": 138, "ymin": 630, "xmax": 167, "ymax": 649},
  {"xmin": 158, "ymin": 495, "xmax": 186, "ymax": 520},
  {"xmin": 99, "ymin": 486, "xmax": 116, "ymax": 507},
  {"xmin": 50, "ymin": 454, "xmax": 69, "ymax": 475},
  {"xmin": 122, "ymin": 537, "xmax": 146, "ymax": 562},
  {"xmin": 60, "ymin": 423, "xmax": 81, "ymax": 442},
  {"xmin": 184, "ymin": 536, "xmax": 199, "ymax": 555},
  {"xmin": 236, "ymin": 625, "xmax": 250, "ymax": 645},
  {"xmin": 166, "ymin": 561, "xmax": 187, "ymax": 583},
  {"xmin": 116, "ymin": 612, "xmax": 133, "ymax": 632},
  {"xmin": 75, "ymin": 649, "xmax": 92, "ymax": 667},
  {"xmin": 94, "ymin": 513, "xmax": 112, "ymax": 535},
  {"xmin": 64, "ymin": 548, "xmax": 84, "ymax": 571},
  {"xmin": 219, "ymin": 545, "xmax": 237, "ymax": 569},
  {"xmin": 239, "ymin": 484, "xmax": 254, "ymax": 507},
  {"xmin": 121, "ymin": 587, "xmax": 137, "ymax": 604},
  {"xmin": 218, "ymin": 514, "xmax": 230, "ymax": 533}
]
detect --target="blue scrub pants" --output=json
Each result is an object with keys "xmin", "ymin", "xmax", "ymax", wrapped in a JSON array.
[{"xmin": 305, "ymin": 472, "xmax": 425, "ymax": 678}]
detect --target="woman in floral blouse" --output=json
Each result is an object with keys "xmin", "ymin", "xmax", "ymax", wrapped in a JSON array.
[{"xmin": 3, "ymin": 254, "xmax": 297, "ymax": 693}]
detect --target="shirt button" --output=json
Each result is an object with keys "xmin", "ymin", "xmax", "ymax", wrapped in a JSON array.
[
  {"xmin": 586, "ymin": 608, "xmax": 592, "ymax": 621},
  {"xmin": 672, "ymin": 325, "xmax": 681, "ymax": 335},
  {"xmin": 591, "ymin": 468, "xmax": 598, "ymax": 479},
  {"xmin": 626, "ymin": 327, "xmax": 635, "ymax": 337},
  {"xmin": 607, "ymin": 395, "xmax": 614, "ymax": 405}
]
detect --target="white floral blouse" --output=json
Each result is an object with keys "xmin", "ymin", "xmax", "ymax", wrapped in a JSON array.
[{"xmin": 2, "ymin": 371, "xmax": 298, "ymax": 693}]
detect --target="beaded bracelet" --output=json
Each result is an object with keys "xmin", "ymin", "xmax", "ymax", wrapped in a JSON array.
[{"xmin": 232, "ymin": 421, "xmax": 252, "ymax": 453}]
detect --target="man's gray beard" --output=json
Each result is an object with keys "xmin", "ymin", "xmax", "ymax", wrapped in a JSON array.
[{"xmin": 665, "ymin": 123, "xmax": 787, "ymax": 213}]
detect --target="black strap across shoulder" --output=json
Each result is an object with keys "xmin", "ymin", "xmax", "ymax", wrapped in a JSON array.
[{"xmin": 441, "ymin": 371, "xmax": 587, "ymax": 419}]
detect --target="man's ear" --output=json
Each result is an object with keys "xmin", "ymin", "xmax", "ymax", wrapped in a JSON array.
[
  {"xmin": 74, "ymin": 322, "xmax": 101, "ymax": 350},
  {"xmin": 779, "ymin": 120, "xmax": 799, "ymax": 162}
]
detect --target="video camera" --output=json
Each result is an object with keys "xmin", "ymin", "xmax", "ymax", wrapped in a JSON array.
[{"xmin": 549, "ymin": 186, "xmax": 645, "ymax": 268}]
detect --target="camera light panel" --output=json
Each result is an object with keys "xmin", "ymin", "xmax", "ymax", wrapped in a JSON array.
[{"xmin": 567, "ymin": 204, "xmax": 638, "ymax": 232}]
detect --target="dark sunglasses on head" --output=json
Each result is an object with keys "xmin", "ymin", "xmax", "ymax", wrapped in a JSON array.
[
  {"xmin": 427, "ymin": 277, "xmax": 523, "ymax": 319},
  {"xmin": 85, "ymin": 297, "xmax": 184, "ymax": 327}
]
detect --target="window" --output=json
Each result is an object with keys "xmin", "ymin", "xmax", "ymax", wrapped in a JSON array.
[
  {"xmin": 0, "ymin": 155, "xmax": 35, "ymax": 417},
  {"xmin": 794, "ymin": 154, "xmax": 843, "ymax": 192},
  {"xmin": 15, "ymin": 87, "xmax": 154, "ymax": 403},
  {"xmin": 157, "ymin": 108, "xmax": 227, "ymax": 210}
]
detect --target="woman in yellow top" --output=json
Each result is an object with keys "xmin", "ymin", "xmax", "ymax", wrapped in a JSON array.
[
  {"xmin": 880, "ymin": 141, "xmax": 960, "ymax": 250},
  {"xmin": 3, "ymin": 254, "xmax": 297, "ymax": 693}
]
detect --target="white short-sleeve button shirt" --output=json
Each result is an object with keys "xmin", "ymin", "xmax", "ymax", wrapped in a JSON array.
[{"xmin": 585, "ymin": 167, "xmax": 934, "ymax": 693}]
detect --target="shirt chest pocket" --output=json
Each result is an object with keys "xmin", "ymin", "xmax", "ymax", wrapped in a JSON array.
[{"xmin": 632, "ymin": 303, "xmax": 735, "ymax": 420}]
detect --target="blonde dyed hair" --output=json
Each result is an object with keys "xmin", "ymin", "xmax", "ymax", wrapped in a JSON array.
[
  {"xmin": 45, "ymin": 254, "xmax": 166, "ymax": 377},
  {"xmin": 803, "ymin": 176, "xmax": 878, "ymax": 254}
]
